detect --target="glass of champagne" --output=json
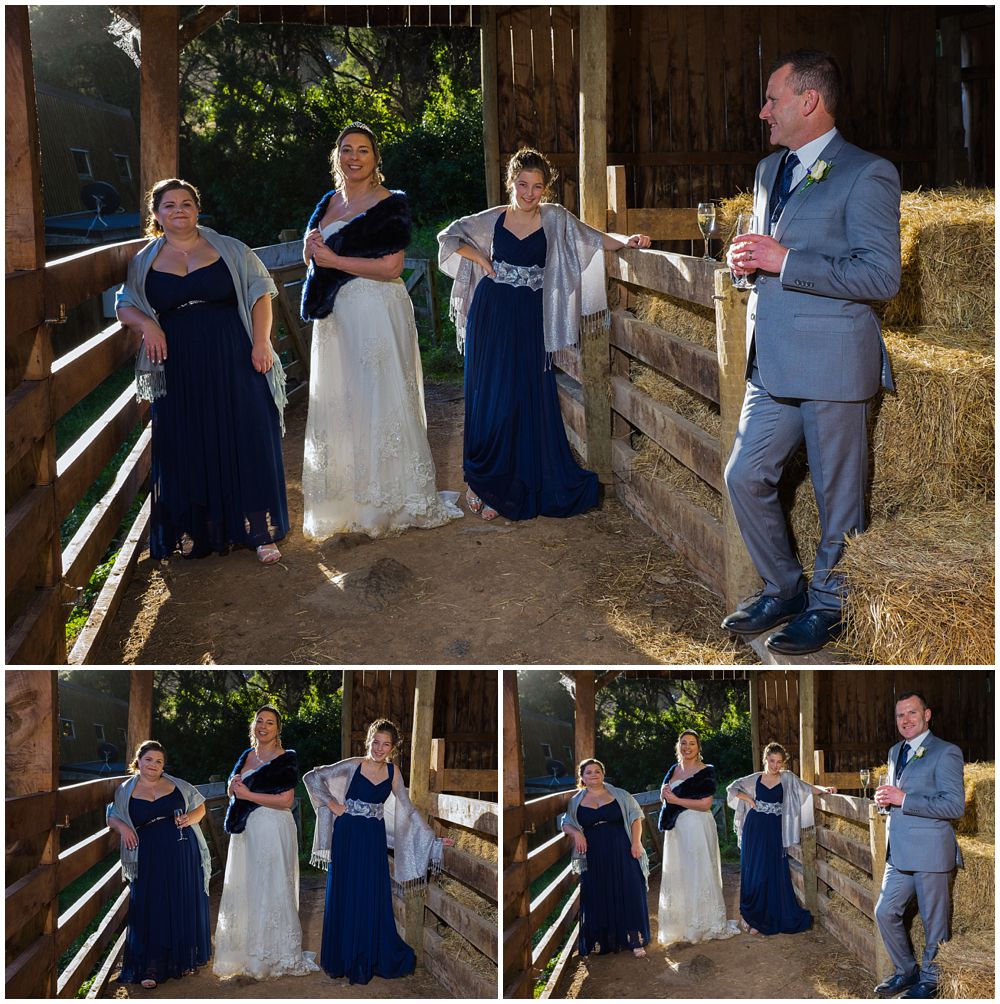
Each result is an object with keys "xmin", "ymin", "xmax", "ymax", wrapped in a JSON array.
[
  {"xmin": 174, "ymin": 807, "xmax": 188, "ymax": 841},
  {"xmin": 730, "ymin": 212, "xmax": 754, "ymax": 289},
  {"xmin": 697, "ymin": 202, "xmax": 716, "ymax": 260},
  {"xmin": 859, "ymin": 768, "xmax": 871, "ymax": 801},
  {"xmin": 876, "ymin": 767, "xmax": 890, "ymax": 814}
]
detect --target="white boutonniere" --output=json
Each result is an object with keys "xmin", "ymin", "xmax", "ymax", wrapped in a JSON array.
[
  {"xmin": 801, "ymin": 159, "xmax": 833, "ymax": 191},
  {"xmin": 913, "ymin": 746, "xmax": 927, "ymax": 760}
]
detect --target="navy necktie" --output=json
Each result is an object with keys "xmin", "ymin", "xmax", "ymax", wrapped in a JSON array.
[
  {"xmin": 769, "ymin": 151, "xmax": 800, "ymax": 230},
  {"xmin": 896, "ymin": 742, "xmax": 910, "ymax": 777}
]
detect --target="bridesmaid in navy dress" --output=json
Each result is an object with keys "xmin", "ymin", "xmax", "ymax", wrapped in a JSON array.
[
  {"xmin": 116, "ymin": 179, "xmax": 288, "ymax": 563},
  {"xmin": 446, "ymin": 149, "xmax": 650, "ymax": 521},
  {"xmin": 107, "ymin": 741, "xmax": 211, "ymax": 989},
  {"xmin": 729, "ymin": 742, "xmax": 836, "ymax": 935},
  {"xmin": 562, "ymin": 759, "xmax": 650, "ymax": 958}
]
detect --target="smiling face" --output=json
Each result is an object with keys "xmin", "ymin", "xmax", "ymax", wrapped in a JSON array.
[
  {"xmin": 253, "ymin": 710, "xmax": 280, "ymax": 747},
  {"xmin": 337, "ymin": 132, "xmax": 378, "ymax": 187},
  {"xmin": 137, "ymin": 749, "xmax": 165, "ymax": 782},
  {"xmin": 368, "ymin": 730, "xmax": 394, "ymax": 762},
  {"xmin": 764, "ymin": 752, "xmax": 785, "ymax": 775},
  {"xmin": 678, "ymin": 733, "xmax": 700, "ymax": 762},
  {"xmin": 511, "ymin": 169, "xmax": 545, "ymax": 211},
  {"xmin": 759, "ymin": 63, "xmax": 810, "ymax": 150},
  {"xmin": 580, "ymin": 762, "xmax": 605, "ymax": 787},
  {"xmin": 154, "ymin": 187, "xmax": 199, "ymax": 235},
  {"xmin": 895, "ymin": 696, "xmax": 931, "ymax": 741}
]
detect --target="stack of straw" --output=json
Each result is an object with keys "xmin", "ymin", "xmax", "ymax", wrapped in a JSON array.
[{"xmin": 630, "ymin": 187, "xmax": 994, "ymax": 665}]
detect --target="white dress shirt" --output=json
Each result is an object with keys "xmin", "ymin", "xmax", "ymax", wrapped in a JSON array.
[{"xmin": 789, "ymin": 126, "xmax": 839, "ymax": 189}]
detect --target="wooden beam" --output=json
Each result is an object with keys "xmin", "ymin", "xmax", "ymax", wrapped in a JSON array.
[
  {"xmin": 480, "ymin": 6, "xmax": 501, "ymax": 206},
  {"xmin": 5, "ymin": 380, "xmax": 50, "ymax": 475},
  {"xmin": 55, "ymin": 886, "xmax": 130, "ymax": 998},
  {"xmin": 422, "ymin": 923, "xmax": 496, "ymax": 999},
  {"xmin": 800, "ymin": 670, "xmax": 815, "ymax": 784},
  {"xmin": 56, "ymin": 827, "xmax": 120, "ymax": 893},
  {"xmin": 442, "ymin": 845, "xmax": 498, "ymax": 903},
  {"xmin": 529, "ymin": 862, "xmax": 575, "ymax": 934},
  {"xmin": 530, "ymin": 885, "xmax": 579, "ymax": 968},
  {"xmin": 816, "ymin": 857, "xmax": 875, "ymax": 919},
  {"xmin": 539, "ymin": 920, "xmax": 579, "ymax": 1000},
  {"xmin": 50, "ymin": 323, "xmax": 142, "ymax": 423},
  {"xmin": 56, "ymin": 863, "xmax": 125, "ymax": 956},
  {"xmin": 817, "ymin": 825, "xmax": 872, "ymax": 873},
  {"xmin": 178, "ymin": 5, "xmax": 232, "ymax": 46},
  {"xmin": 868, "ymin": 802, "xmax": 893, "ymax": 981},
  {"xmin": 341, "ymin": 669, "xmax": 354, "ymax": 759},
  {"xmin": 626, "ymin": 207, "xmax": 702, "ymax": 242},
  {"xmin": 749, "ymin": 671, "xmax": 760, "ymax": 769},
  {"xmin": 816, "ymin": 896, "xmax": 876, "ymax": 972},
  {"xmin": 43, "ymin": 239, "xmax": 145, "ymax": 320},
  {"xmin": 574, "ymin": 670, "xmax": 595, "ymax": 766},
  {"xmin": 555, "ymin": 374, "xmax": 586, "ymax": 458},
  {"xmin": 713, "ymin": 268, "xmax": 759, "ymax": 611},
  {"xmin": 5, "ymin": 587, "xmax": 64, "ymax": 666},
  {"xmin": 426, "ymin": 792, "xmax": 498, "ymax": 837},
  {"xmin": 425, "ymin": 884, "xmax": 497, "ymax": 962},
  {"xmin": 84, "ymin": 926, "xmax": 126, "ymax": 1001},
  {"xmin": 139, "ymin": 6, "xmax": 180, "ymax": 203},
  {"xmin": 430, "ymin": 767, "xmax": 498, "ymax": 795},
  {"xmin": 606, "ymin": 250, "xmax": 722, "ymax": 309},
  {"xmin": 5, "ymin": 485, "xmax": 57, "ymax": 599},
  {"xmin": 126, "ymin": 672, "xmax": 154, "ymax": 763},
  {"xmin": 526, "ymin": 831, "xmax": 571, "ymax": 885}
]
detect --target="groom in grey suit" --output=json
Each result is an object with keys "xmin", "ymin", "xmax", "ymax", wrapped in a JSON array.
[
  {"xmin": 722, "ymin": 50, "xmax": 902, "ymax": 654},
  {"xmin": 873, "ymin": 692, "xmax": 965, "ymax": 999}
]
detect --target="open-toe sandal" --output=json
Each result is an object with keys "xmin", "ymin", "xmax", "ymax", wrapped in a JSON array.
[
  {"xmin": 256, "ymin": 544, "xmax": 281, "ymax": 564},
  {"xmin": 465, "ymin": 490, "xmax": 484, "ymax": 515},
  {"xmin": 141, "ymin": 979, "xmax": 158, "ymax": 989}
]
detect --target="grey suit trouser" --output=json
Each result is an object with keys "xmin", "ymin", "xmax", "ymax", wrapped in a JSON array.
[
  {"xmin": 724, "ymin": 364, "xmax": 869, "ymax": 613},
  {"xmin": 875, "ymin": 860, "xmax": 952, "ymax": 984}
]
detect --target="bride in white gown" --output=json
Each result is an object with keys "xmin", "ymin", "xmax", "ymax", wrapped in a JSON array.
[
  {"xmin": 657, "ymin": 729, "xmax": 739, "ymax": 946},
  {"xmin": 300, "ymin": 123, "xmax": 462, "ymax": 538},
  {"xmin": 213, "ymin": 706, "xmax": 318, "ymax": 980}
]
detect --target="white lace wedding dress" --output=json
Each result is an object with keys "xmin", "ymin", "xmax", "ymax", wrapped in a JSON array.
[
  {"xmin": 212, "ymin": 767, "xmax": 318, "ymax": 979},
  {"xmin": 302, "ymin": 220, "xmax": 463, "ymax": 538},
  {"xmin": 657, "ymin": 777, "xmax": 739, "ymax": 946}
]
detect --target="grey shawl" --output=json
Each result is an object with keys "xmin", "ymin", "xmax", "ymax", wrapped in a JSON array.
[
  {"xmin": 437, "ymin": 203, "xmax": 610, "ymax": 354},
  {"xmin": 726, "ymin": 771, "xmax": 815, "ymax": 851},
  {"xmin": 108, "ymin": 772, "xmax": 212, "ymax": 895},
  {"xmin": 115, "ymin": 225, "xmax": 286, "ymax": 432},
  {"xmin": 560, "ymin": 783, "xmax": 650, "ymax": 889},
  {"xmin": 302, "ymin": 757, "xmax": 444, "ymax": 895}
]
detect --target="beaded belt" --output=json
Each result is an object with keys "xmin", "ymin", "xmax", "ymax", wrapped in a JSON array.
[
  {"xmin": 162, "ymin": 299, "xmax": 211, "ymax": 316},
  {"xmin": 491, "ymin": 260, "xmax": 544, "ymax": 291},
  {"xmin": 753, "ymin": 801, "xmax": 783, "ymax": 816},
  {"xmin": 345, "ymin": 798, "xmax": 384, "ymax": 820}
]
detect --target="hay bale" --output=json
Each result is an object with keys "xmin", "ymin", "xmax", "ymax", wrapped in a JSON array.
[
  {"xmin": 957, "ymin": 762, "xmax": 995, "ymax": 839},
  {"xmin": 883, "ymin": 188, "xmax": 995, "ymax": 333},
  {"xmin": 631, "ymin": 435, "xmax": 724, "ymax": 521},
  {"xmin": 839, "ymin": 505, "xmax": 995, "ymax": 665},
  {"xmin": 953, "ymin": 835, "xmax": 995, "ymax": 931},
  {"xmin": 633, "ymin": 290, "xmax": 717, "ymax": 350},
  {"xmin": 631, "ymin": 363, "xmax": 722, "ymax": 437},
  {"xmin": 936, "ymin": 927, "xmax": 995, "ymax": 999}
]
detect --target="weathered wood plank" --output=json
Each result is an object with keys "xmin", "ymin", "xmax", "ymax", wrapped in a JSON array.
[
  {"xmin": 441, "ymin": 844, "xmax": 497, "ymax": 903},
  {"xmin": 5, "ymin": 864, "xmax": 56, "ymax": 942},
  {"xmin": 817, "ymin": 825, "xmax": 872, "ymax": 873},
  {"xmin": 527, "ymin": 831, "xmax": 571, "ymax": 885},
  {"xmin": 5, "ymin": 933, "xmax": 55, "ymax": 1000},
  {"xmin": 426, "ymin": 883, "xmax": 497, "ymax": 962},
  {"xmin": 5, "ymin": 485, "xmax": 56, "ymax": 599},
  {"xmin": 68, "ymin": 497, "xmax": 150, "ymax": 665},
  {"xmin": 613, "ymin": 438, "xmax": 725, "ymax": 593},
  {"xmin": 61, "ymin": 424, "xmax": 151, "ymax": 590},
  {"xmin": 606, "ymin": 249, "xmax": 722, "ymax": 309},
  {"xmin": 523, "ymin": 789, "xmax": 574, "ymax": 831},
  {"xmin": 611, "ymin": 374, "xmax": 722, "ymax": 491},
  {"xmin": 611, "ymin": 310, "xmax": 719, "ymax": 404},
  {"xmin": 84, "ymin": 925, "xmax": 126, "ymax": 1000},
  {"xmin": 427, "ymin": 793, "xmax": 498, "ymax": 836},
  {"xmin": 5, "ymin": 268, "xmax": 45, "ymax": 340},
  {"xmin": 551, "ymin": 346, "xmax": 582, "ymax": 384},
  {"xmin": 423, "ymin": 923, "xmax": 496, "ymax": 999},
  {"xmin": 56, "ymin": 827, "xmax": 120, "ymax": 894},
  {"xmin": 50, "ymin": 323, "xmax": 141, "ymax": 423},
  {"xmin": 510, "ymin": 8, "xmax": 534, "ymax": 143},
  {"xmin": 5, "ymin": 378, "xmax": 50, "ymax": 473},
  {"xmin": 55, "ymin": 861, "xmax": 125, "ymax": 955},
  {"xmin": 816, "ymin": 857, "xmax": 875, "ymax": 919},
  {"xmin": 626, "ymin": 207, "xmax": 702, "ymax": 242},
  {"xmin": 431, "ymin": 770, "xmax": 498, "ymax": 796},
  {"xmin": 530, "ymin": 884, "xmax": 579, "ymax": 968},
  {"xmin": 56, "ymin": 777, "xmax": 128, "ymax": 826},
  {"xmin": 5, "ymin": 586, "xmax": 63, "ymax": 665},
  {"xmin": 816, "ymin": 894, "xmax": 876, "ymax": 970},
  {"xmin": 816, "ymin": 793, "xmax": 871, "ymax": 827},
  {"xmin": 139, "ymin": 7, "xmax": 179, "ymax": 206},
  {"xmin": 540, "ymin": 918, "xmax": 580, "ymax": 999},
  {"xmin": 528, "ymin": 862, "xmax": 574, "ymax": 935},
  {"xmin": 54, "ymin": 385, "xmax": 147, "ymax": 522},
  {"xmin": 555, "ymin": 375, "xmax": 586, "ymax": 460},
  {"xmin": 42, "ymin": 241, "xmax": 145, "ymax": 319},
  {"xmin": 56, "ymin": 885, "xmax": 129, "ymax": 998}
]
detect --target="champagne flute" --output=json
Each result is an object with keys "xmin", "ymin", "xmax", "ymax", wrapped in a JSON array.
[
  {"xmin": 859, "ymin": 768, "xmax": 871, "ymax": 801},
  {"xmin": 174, "ymin": 807, "xmax": 188, "ymax": 841},
  {"xmin": 730, "ymin": 212, "xmax": 754, "ymax": 289},
  {"xmin": 697, "ymin": 202, "xmax": 716, "ymax": 260},
  {"xmin": 876, "ymin": 767, "xmax": 890, "ymax": 814}
]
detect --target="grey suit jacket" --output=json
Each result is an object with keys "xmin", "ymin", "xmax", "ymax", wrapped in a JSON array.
[
  {"xmin": 885, "ymin": 732, "xmax": 965, "ymax": 873},
  {"xmin": 746, "ymin": 131, "xmax": 902, "ymax": 401}
]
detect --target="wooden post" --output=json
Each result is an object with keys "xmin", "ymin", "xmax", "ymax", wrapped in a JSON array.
[
  {"xmin": 404, "ymin": 669, "xmax": 436, "ymax": 964},
  {"xmin": 713, "ymin": 269, "xmax": 760, "ymax": 611},
  {"xmin": 606, "ymin": 164, "xmax": 626, "ymax": 234},
  {"xmin": 798, "ymin": 670, "xmax": 817, "ymax": 910},
  {"xmin": 5, "ymin": 5, "xmax": 65, "ymax": 665},
  {"xmin": 574, "ymin": 670, "xmax": 596, "ymax": 767},
  {"xmin": 868, "ymin": 802, "xmax": 893, "ymax": 981},
  {"xmin": 429, "ymin": 738, "xmax": 445, "ymax": 792},
  {"xmin": 139, "ymin": 6, "xmax": 180, "ymax": 201},
  {"xmin": 5, "ymin": 670, "xmax": 59, "ymax": 998},
  {"xmin": 126, "ymin": 670, "xmax": 154, "ymax": 758},
  {"xmin": 502, "ymin": 670, "xmax": 532, "ymax": 999},
  {"xmin": 341, "ymin": 669, "xmax": 354, "ymax": 759},
  {"xmin": 480, "ymin": 6, "xmax": 502, "ymax": 206},
  {"xmin": 749, "ymin": 671, "xmax": 761, "ymax": 769},
  {"xmin": 577, "ymin": 6, "xmax": 612, "ymax": 483},
  {"xmin": 935, "ymin": 15, "xmax": 967, "ymax": 185}
]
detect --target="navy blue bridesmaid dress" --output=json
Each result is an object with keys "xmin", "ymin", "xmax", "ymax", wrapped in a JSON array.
[
  {"xmin": 739, "ymin": 778, "xmax": 812, "ymax": 934},
  {"xmin": 119, "ymin": 788, "xmax": 211, "ymax": 984},
  {"xmin": 462, "ymin": 214, "xmax": 599, "ymax": 520},
  {"xmin": 577, "ymin": 800, "xmax": 650, "ymax": 955},
  {"xmin": 145, "ymin": 258, "xmax": 288, "ymax": 559},
  {"xmin": 320, "ymin": 763, "xmax": 415, "ymax": 984}
]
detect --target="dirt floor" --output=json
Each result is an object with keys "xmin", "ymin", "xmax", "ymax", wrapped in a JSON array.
[
  {"xmin": 105, "ymin": 873, "xmax": 445, "ymax": 999},
  {"xmin": 94, "ymin": 383, "xmax": 754, "ymax": 665},
  {"xmin": 557, "ymin": 863, "xmax": 875, "ymax": 999}
]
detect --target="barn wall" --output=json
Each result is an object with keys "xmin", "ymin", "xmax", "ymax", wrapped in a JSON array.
[{"xmin": 493, "ymin": 5, "xmax": 941, "ymax": 212}]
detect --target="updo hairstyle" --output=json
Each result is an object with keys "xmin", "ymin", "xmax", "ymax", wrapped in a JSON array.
[
  {"xmin": 249, "ymin": 704, "xmax": 283, "ymax": 750},
  {"xmin": 675, "ymin": 729, "xmax": 703, "ymax": 763},
  {"xmin": 505, "ymin": 147, "xmax": 558, "ymax": 203},
  {"xmin": 329, "ymin": 122, "xmax": 384, "ymax": 189},
  {"xmin": 762, "ymin": 741, "xmax": 788, "ymax": 768},
  {"xmin": 576, "ymin": 757, "xmax": 605, "ymax": 787},
  {"xmin": 144, "ymin": 178, "xmax": 201, "ymax": 238},
  {"xmin": 365, "ymin": 718, "xmax": 402, "ymax": 760},
  {"xmin": 128, "ymin": 739, "xmax": 165, "ymax": 774}
]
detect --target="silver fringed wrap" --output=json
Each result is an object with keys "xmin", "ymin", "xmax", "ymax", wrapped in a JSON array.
[
  {"xmin": 303, "ymin": 757, "xmax": 444, "ymax": 898},
  {"xmin": 726, "ymin": 771, "xmax": 816, "ymax": 851},
  {"xmin": 437, "ymin": 203, "xmax": 615, "ymax": 355},
  {"xmin": 108, "ymin": 772, "xmax": 213, "ymax": 895}
]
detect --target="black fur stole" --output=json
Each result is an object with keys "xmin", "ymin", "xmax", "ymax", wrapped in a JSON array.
[
  {"xmin": 299, "ymin": 189, "xmax": 412, "ymax": 321},
  {"xmin": 657, "ymin": 763, "xmax": 717, "ymax": 831},
  {"xmin": 223, "ymin": 748, "xmax": 300, "ymax": 834}
]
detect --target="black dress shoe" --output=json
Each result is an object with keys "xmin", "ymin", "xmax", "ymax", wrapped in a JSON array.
[
  {"xmin": 874, "ymin": 972, "xmax": 919, "ymax": 998},
  {"xmin": 765, "ymin": 610, "xmax": 842, "ymax": 655},
  {"xmin": 901, "ymin": 982, "xmax": 938, "ymax": 999},
  {"xmin": 721, "ymin": 591, "xmax": 807, "ymax": 636}
]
